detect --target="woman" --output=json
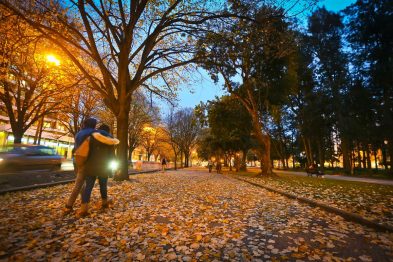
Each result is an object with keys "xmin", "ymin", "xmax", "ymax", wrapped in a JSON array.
[{"xmin": 78, "ymin": 124, "xmax": 119, "ymax": 217}]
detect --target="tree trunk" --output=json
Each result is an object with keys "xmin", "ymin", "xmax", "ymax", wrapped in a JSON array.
[
  {"xmin": 260, "ymin": 134, "xmax": 272, "ymax": 175},
  {"xmin": 13, "ymin": 130, "xmax": 23, "ymax": 144},
  {"xmin": 341, "ymin": 138, "xmax": 351, "ymax": 174},
  {"xmin": 128, "ymin": 147, "xmax": 133, "ymax": 161},
  {"xmin": 292, "ymin": 155, "xmax": 295, "ymax": 168},
  {"xmin": 184, "ymin": 153, "xmax": 190, "ymax": 167},
  {"xmin": 34, "ymin": 116, "xmax": 44, "ymax": 145},
  {"xmin": 373, "ymin": 149, "xmax": 378, "ymax": 171},
  {"xmin": 128, "ymin": 147, "xmax": 135, "ymax": 166},
  {"xmin": 240, "ymin": 150, "xmax": 247, "ymax": 171},
  {"xmin": 147, "ymin": 152, "xmax": 151, "ymax": 161},
  {"xmin": 317, "ymin": 139, "xmax": 324, "ymax": 171},
  {"xmin": 388, "ymin": 142, "xmax": 393, "ymax": 173},
  {"xmin": 362, "ymin": 149, "xmax": 367, "ymax": 169},
  {"xmin": 357, "ymin": 142, "xmax": 362, "ymax": 168},
  {"xmin": 302, "ymin": 136, "xmax": 313, "ymax": 166},
  {"xmin": 383, "ymin": 144, "xmax": 388, "ymax": 170},
  {"xmin": 366, "ymin": 147, "xmax": 371, "ymax": 169},
  {"xmin": 115, "ymin": 108, "xmax": 130, "ymax": 181}
]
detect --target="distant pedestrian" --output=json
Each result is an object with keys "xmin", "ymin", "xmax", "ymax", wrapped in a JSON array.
[
  {"xmin": 161, "ymin": 157, "xmax": 167, "ymax": 172},
  {"xmin": 216, "ymin": 161, "xmax": 222, "ymax": 174},
  {"xmin": 78, "ymin": 124, "xmax": 119, "ymax": 217},
  {"xmin": 208, "ymin": 160, "xmax": 213, "ymax": 173}
]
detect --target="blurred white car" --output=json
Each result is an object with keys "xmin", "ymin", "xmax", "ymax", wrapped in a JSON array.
[{"xmin": 0, "ymin": 145, "xmax": 63, "ymax": 171}]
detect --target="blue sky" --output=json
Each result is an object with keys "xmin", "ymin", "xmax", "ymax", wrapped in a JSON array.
[{"xmin": 159, "ymin": 0, "xmax": 357, "ymax": 114}]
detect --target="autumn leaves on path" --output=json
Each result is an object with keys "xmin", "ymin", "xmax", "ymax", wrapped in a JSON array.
[{"xmin": 0, "ymin": 169, "xmax": 392, "ymax": 261}]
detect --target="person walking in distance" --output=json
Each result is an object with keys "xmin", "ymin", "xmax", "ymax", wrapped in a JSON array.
[
  {"xmin": 216, "ymin": 161, "xmax": 222, "ymax": 174},
  {"xmin": 161, "ymin": 157, "xmax": 167, "ymax": 172},
  {"xmin": 78, "ymin": 124, "xmax": 119, "ymax": 217},
  {"xmin": 208, "ymin": 159, "xmax": 213, "ymax": 173}
]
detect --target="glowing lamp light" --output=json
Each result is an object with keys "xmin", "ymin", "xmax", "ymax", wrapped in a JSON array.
[
  {"xmin": 46, "ymin": 54, "xmax": 61, "ymax": 66},
  {"xmin": 109, "ymin": 160, "xmax": 119, "ymax": 171}
]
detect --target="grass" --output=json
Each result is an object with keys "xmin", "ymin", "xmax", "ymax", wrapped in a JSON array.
[
  {"xmin": 229, "ymin": 168, "xmax": 393, "ymax": 226},
  {"xmin": 281, "ymin": 167, "xmax": 393, "ymax": 180}
]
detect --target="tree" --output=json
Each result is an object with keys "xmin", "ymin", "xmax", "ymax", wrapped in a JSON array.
[
  {"xmin": 1, "ymin": 0, "xmax": 234, "ymax": 180},
  {"xmin": 307, "ymin": 7, "xmax": 350, "ymax": 172},
  {"xmin": 58, "ymin": 85, "xmax": 102, "ymax": 137},
  {"xmin": 0, "ymin": 10, "xmax": 78, "ymax": 143},
  {"xmin": 140, "ymin": 125, "xmax": 165, "ymax": 162},
  {"xmin": 127, "ymin": 92, "xmax": 159, "ymax": 162},
  {"xmin": 345, "ymin": 0, "xmax": 393, "ymax": 172},
  {"xmin": 176, "ymin": 108, "xmax": 201, "ymax": 167},
  {"xmin": 207, "ymin": 96, "xmax": 253, "ymax": 171},
  {"xmin": 197, "ymin": 5, "xmax": 299, "ymax": 175},
  {"xmin": 164, "ymin": 108, "xmax": 201, "ymax": 168}
]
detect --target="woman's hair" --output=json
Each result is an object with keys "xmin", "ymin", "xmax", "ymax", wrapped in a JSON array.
[
  {"xmin": 83, "ymin": 118, "xmax": 97, "ymax": 129},
  {"xmin": 98, "ymin": 123, "xmax": 110, "ymax": 133}
]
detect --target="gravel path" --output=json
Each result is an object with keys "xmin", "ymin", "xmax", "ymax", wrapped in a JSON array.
[{"xmin": 0, "ymin": 168, "xmax": 392, "ymax": 261}]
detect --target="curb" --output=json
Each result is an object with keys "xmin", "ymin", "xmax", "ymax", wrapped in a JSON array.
[
  {"xmin": 0, "ymin": 168, "xmax": 180, "ymax": 195},
  {"xmin": 234, "ymin": 176, "xmax": 393, "ymax": 233},
  {"xmin": 0, "ymin": 179, "xmax": 76, "ymax": 195}
]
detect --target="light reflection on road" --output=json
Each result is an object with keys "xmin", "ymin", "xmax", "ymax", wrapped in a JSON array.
[{"xmin": 61, "ymin": 160, "xmax": 74, "ymax": 171}]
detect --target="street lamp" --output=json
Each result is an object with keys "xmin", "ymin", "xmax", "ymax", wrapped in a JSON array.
[
  {"xmin": 34, "ymin": 53, "xmax": 61, "ymax": 145},
  {"xmin": 46, "ymin": 54, "xmax": 61, "ymax": 66}
]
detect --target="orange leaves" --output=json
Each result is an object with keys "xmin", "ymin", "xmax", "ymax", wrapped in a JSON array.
[{"xmin": 1, "ymin": 170, "xmax": 393, "ymax": 260}]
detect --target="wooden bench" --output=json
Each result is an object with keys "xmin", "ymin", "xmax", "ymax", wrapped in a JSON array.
[{"xmin": 305, "ymin": 167, "xmax": 324, "ymax": 177}]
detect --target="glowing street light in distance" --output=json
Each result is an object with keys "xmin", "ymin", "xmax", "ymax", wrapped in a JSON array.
[{"xmin": 46, "ymin": 54, "xmax": 61, "ymax": 66}]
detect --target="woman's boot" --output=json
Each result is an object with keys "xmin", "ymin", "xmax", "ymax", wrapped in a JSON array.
[
  {"xmin": 101, "ymin": 199, "xmax": 113, "ymax": 209},
  {"xmin": 77, "ymin": 203, "xmax": 89, "ymax": 217}
]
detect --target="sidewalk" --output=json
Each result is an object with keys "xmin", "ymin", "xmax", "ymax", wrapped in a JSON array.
[
  {"xmin": 274, "ymin": 169, "xmax": 393, "ymax": 186},
  {"xmin": 0, "ymin": 169, "xmax": 392, "ymax": 261}
]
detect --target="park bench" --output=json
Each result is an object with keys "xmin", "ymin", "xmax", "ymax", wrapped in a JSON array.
[{"xmin": 305, "ymin": 167, "xmax": 324, "ymax": 177}]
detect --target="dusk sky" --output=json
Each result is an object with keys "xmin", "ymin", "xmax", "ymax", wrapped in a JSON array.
[{"xmin": 159, "ymin": 0, "xmax": 357, "ymax": 114}]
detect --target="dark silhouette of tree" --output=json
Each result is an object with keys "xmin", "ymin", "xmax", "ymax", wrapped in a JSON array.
[
  {"xmin": 207, "ymin": 96, "xmax": 253, "ymax": 171},
  {"xmin": 345, "ymin": 0, "xmax": 393, "ymax": 172},
  {"xmin": 197, "ymin": 5, "xmax": 299, "ymax": 175},
  {"xmin": 307, "ymin": 7, "xmax": 350, "ymax": 172}
]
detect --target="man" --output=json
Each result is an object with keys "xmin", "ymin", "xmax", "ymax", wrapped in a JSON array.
[{"xmin": 63, "ymin": 118, "xmax": 102, "ymax": 214}]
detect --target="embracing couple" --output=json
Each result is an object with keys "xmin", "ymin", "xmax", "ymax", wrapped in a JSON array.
[{"xmin": 63, "ymin": 118, "xmax": 119, "ymax": 217}]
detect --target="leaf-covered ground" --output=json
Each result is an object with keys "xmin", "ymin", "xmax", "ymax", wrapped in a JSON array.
[
  {"xmin": 235, "ymin": 170, "xmax": 393, "ymax": 228},
  {"xmin": 1, "ymin": 168, "xmax": 392, "ymax": 261}
]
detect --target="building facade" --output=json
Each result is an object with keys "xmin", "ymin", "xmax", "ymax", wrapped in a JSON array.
[{"xmin": 0, "ymin": 113, "xmax": 74, "ymax": 159}]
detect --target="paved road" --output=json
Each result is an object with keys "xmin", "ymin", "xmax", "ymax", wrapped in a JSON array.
[
  {"xmin": 0, "ymin": 168, "xmax": 392, "ymax": 261},
  {"xmin": 275, "ymin": 169, "xmax": 393, "ymax": 186},
  {"xmin": 0, "ymin": 160, "xmax": 162, "ymax": 191}
]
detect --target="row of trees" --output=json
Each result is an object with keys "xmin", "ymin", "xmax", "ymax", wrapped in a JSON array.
[
  {"xmin": 195, "ymin": 0, "xmax": 392, "ymax": 174},
  {"xmin": 1, "ymin": 0, "xmax": 314, "ymax": 178},
  {"xmin": 0, "ymin": 3, "xmax": 202, "ymax": 169}
]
